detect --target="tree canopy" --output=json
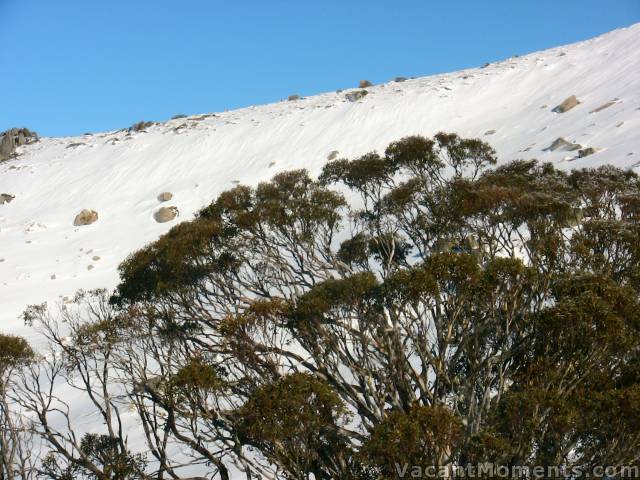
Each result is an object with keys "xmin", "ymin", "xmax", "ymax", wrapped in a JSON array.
[{"xmin": 6, "ymin": 133, "xmax": 640, "ymax": 479}]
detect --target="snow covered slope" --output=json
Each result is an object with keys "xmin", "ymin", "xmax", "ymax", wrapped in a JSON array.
[{"xmin": 1, "ymin": 23, "xmax": 639, "ymax": 338}]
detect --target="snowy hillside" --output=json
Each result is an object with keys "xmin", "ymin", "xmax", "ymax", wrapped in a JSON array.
[{"xmin": 1, "ymin": 23, "xmax": 639, "ymax": 339}]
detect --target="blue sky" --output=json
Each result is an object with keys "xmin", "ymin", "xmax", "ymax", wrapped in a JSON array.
[{"xmin": 1, "ymin": 1, "xmax": 638, "ymax": 137}]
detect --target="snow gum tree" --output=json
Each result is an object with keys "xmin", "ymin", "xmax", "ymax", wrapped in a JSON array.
[{"xmin": 13, "ymin": 134, "xmax": 640, "ymax": 478}]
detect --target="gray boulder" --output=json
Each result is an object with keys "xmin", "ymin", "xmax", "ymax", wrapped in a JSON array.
[
  {"xmin": 73, "ymin": 209, "xmax": 99, "ymax": 226},
  {"xmin": 0, "ymin": 128, "xmax": 38, "ymax": 161},
  {"xmin": 0, "ymin": 193, "xmax": 15, "ymax": 205},
  {"xmin": 552, "ymin": 95, "xmax": 580, "ymax": 113},
  {"xmin": 578, "ymin": 147, "xmax": 597, "ymax": 158},
  {"xmin": 359, "ymin": 80, "xmax": 373, "ymax": 88},
  {"xmin": 155, "ymin": 206, "xmax": 179, "ymax": 223},
  {"xmin": 158, "ymin": 192, "xmax": 173, "ymax": 202},
  {"xmin": 327, "ymin": 150, "xmax": 340, "ymax": 161},
  {"xmin": 546, "ymin": 137, "xmax": 582, "ymax": 152},
  {"xmin": 345, "ymin": 90, "xmax": 369, "ymax": 102}
]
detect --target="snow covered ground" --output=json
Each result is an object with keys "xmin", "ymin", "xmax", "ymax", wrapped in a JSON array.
[{"xmin": 1, "ymin": 23, "xmax": 639, "ymax": 343}]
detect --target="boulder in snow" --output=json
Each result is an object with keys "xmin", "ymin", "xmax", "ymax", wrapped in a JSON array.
[
  {"xmin": 158, "ymin": 192, "xmax": 173, "ymax": 202},
  {"xmin": 287, "ymin": 94, "xmax": 301, "ymax": 101},
  {"xmin": 345, "ymin": 90, "xmax": 368, "ymax": 102},
  {"xmin": 154, "ymin": 206, "xmax": 179, "ymax": 223},
  {"xmin": 0, "ymin": 193, "xmax": 15, "ymax": 205},
  {"xmin": 73, "ymin": 209, "xmax": 99, "ymax": 226},
  {"xmin": 546, "ymin": 137, "xmax": 582, "ymax": 152},
  {"xmin": 0, "ymin": 128, "xmax": 38, "ymax": 161},
  {"xmin": 552, "ymin": 95, "xmax": 579, "ymax": 113},
  {"xmin": 359, "ymin": 80, "xmax": 373, "ymax": 88},
  {"xmin": 589, "ymin": 101, "xmax": 617, "ymax": 113},
  {"xmin": 578, "ymin": 147, "xmax": 597, "ymax": 158}
]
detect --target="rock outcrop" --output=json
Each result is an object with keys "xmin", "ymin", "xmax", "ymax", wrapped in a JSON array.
[
  {"xmin": 0, "ymin": 128, "xmax": 38, "ymax": 161},
  {"xmin": 158, "ymin": 192, "xmax": 174, "ymax": 202}
]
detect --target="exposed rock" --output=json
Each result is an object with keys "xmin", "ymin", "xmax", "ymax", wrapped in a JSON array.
[
  {"xmin": 327, "ymin": 150, "xmax": 340, "ymax": 161},
  {"xmin": 66, "ymin": 142, "xmax": 86, "ymax": 149},
  {"xmin": 345, "ymin": 90, "xmax": 369, "ymax": 102},
  {"xmin": 171, "ymin": 114, "xmax": 187, "ymax": 120},
  {"xmin": 546, "ymin": 137, "xmax": 582, "ymax": 152},
  {"xmin": 0, "ymin": 193, "xmax": 15, "ymax": 205},
  {"xmin": 73, "ymin": 209, "xmax": 99, "ymax": 226},
  {"xmin": 288, "ymin": 94, "xmax": 301, "ymax": 101},
  {"xmin": 578, "ymin": 147, "xmax": 597, "ymax": 158},
  {"xmin": 0, "ymin": 128, "xmax": 38, "ymax": 161},
  {"xmin": 552, "ymin": 95, "xmax": 579, "ymax": 113},
  {"xmin": 154, "ymin": 206, "xmax": 179, "ymax": 223},
  {"xmin": 589, "ymin": 100, "xmax": 617, "ymax": 113},
  {"xmin": 393, "ymin": 77, "xmax": 407, "ymax": 83},
  {"xmin": 158, "ymin": 192, "xmax": 173, "ymax": 202},
  {"xmin": 359, "ymin": 80, "xmax": 373, "ymax": 88},
  {"xmin": 484, "ymin": 129, "xmax": 496, "ymax": 136}
]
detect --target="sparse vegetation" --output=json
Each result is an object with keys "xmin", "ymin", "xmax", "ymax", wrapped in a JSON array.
[{"xmin": 128, "ymin": 121, "xmax": 155, "ymax": 132}]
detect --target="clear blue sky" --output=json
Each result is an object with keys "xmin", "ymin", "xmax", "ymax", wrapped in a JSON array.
[{"xmin": 1, "ymin": 0, "xmax": 638, "ymax": 137}]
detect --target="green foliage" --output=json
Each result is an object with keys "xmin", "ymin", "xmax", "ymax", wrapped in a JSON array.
[
  {"xmin": 40, "ymin": 434, "xmax": 146, "ymax": 480},
  {"xmin": 361, "ymin": 405, "xmax": 462, "ymax": 477},
  {"xmin": 46, "ymin": 133, "xmax": 640, "ymax": 476},
  {"xmin": 113, "ymin": 218, "xmax": 228, "ymax": 303},
  {"xmin": 235, "ymin": 373, "xmax": 351, "ymax": 478},
  {"xmin": 0, "ymin": 333, "xmax": 34, "ymax": 376}
]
